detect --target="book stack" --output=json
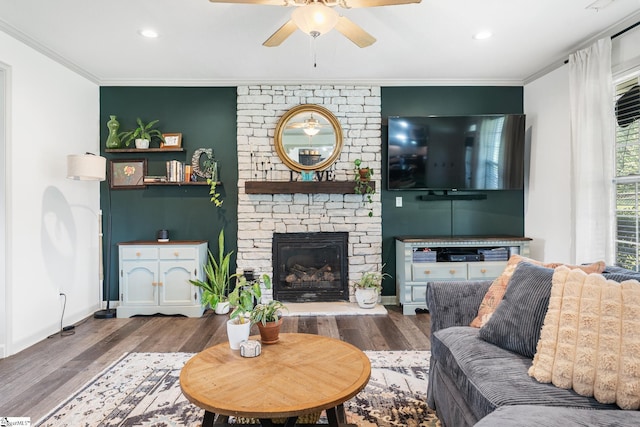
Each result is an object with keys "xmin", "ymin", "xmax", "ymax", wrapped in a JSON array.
[
  {"xmin": 143, "ymin": 176, "xmax": 168, "ymax": 183},
  {"xmin": 478, "ymin": 247, "xmax": 509, "ymax": 261},
  {"xmin": 166, "ymin": 160, "xmax": 185, "ymax": 183}
]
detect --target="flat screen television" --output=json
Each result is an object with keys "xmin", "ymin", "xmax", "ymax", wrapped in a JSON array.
[{"xmin": 387, "ymin": 115, "xmax": 526, "ymax": 191}]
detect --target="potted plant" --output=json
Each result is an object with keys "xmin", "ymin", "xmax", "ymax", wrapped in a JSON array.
[
  {"xmin": 189, "ymin": 229, "xmax": 237, "ymax": 314},
  {"xmin": 353, "ymin": 269, "xmax": 391, "ymax": 309},
  {"xmin": 119, "ymin": 117, "xmax": 165, "ymax": 149},
  {"xmin": 250, "ymin": 275, "xmax": 288, "ymax": 344},
  {"xmin": 354, "ymin": 158, "xmax": 375, "ymax": 217},
  {"xmin": 226, "ymin": 276, "xmax": 261, "ymax": 350}
]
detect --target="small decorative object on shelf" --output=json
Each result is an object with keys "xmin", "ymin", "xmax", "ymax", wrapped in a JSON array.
[
  {"xmin": 161, "ymin": 133, "xmax": 182, "ymax": 149},
  {"xmin": 109, "ymin": 159, "xmax": 147, "ymax": 189},
  {"xmin": 119, "ymin": 118, "xmax": 166, "ymax": 148},
  {"xmin": 354, "ymin": 158, "xmax": 375, "ymax": 217},
  {"xmin": 105, "ymin": 115, "xmax": 122, "ymax": 149},
  {"xmin": 191, "ymin": 148, "xmax": 216, "ymax": 181}
]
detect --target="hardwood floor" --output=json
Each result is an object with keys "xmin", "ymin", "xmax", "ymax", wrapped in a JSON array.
[{"xmin": 0, "ymin": 305, "xmax": 430, "ymax": 421}]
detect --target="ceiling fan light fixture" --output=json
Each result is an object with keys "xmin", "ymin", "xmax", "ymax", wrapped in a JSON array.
[
  {"xmin": 303, "ymin": 126, "xmax": 321, "ymax": 136},
  {"xmin": 292, "ymin": 3, "xmax": 339, "ymax": 37}
]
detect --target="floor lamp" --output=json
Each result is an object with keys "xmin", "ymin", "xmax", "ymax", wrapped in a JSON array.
[{"xmin": 67, "ymin": 153, "xmax": 116, "ymax": 319}]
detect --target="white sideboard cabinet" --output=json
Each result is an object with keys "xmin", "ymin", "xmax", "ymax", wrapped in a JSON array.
[
  {"xmin": 395, "ymin": 236, "xmax": 531, "ymax": 315},
  {"xmin": 116, "ymin": 241, "xmax": 207, "ymax": 318}
]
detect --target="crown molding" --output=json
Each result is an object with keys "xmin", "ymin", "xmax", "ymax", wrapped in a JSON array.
[{"xmin": 0, "ymin": 19, "xmax": 100, "ymax": 84}]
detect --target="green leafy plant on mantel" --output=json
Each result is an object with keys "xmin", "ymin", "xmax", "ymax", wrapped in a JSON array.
[
  {"xmin": 189, "ymin": 229, "xmax": 238, "ymax": 311},
  {"xmin": 354, "ymin": 158, "xmax": 375, "ymax": 217},
  {"xmin": 119, "ymin": 118, "xmax": 165, "ymax": 147}
]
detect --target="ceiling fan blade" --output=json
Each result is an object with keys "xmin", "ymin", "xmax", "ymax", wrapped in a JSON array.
[
  {"xmin": 342, "ymin": 0, "xmax": 421, "ymax": 8},
  {"xmin": 334, "ymin": 16, "xmax": 376, "ymax": 48},
  {"xmin": 263, "ymin": 19, "xmax": 298, "ymax": 47},
  {"xmin": 209, "ymin": 0, "xmax": 290, "ymax": 5}
]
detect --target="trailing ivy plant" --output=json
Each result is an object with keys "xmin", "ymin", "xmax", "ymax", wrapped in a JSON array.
[{"xmin": 353, "ymin": 158, "xmax": 375, "ymax": 217}]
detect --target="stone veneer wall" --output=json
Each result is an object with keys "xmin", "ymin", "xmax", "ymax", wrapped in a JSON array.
[{"xmin": 236, "ymin": 85, "xmax": 382, "ymax": 301}]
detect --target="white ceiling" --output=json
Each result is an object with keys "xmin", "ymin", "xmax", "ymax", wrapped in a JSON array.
[{"xmin": 1, "ymin": 0, "xmax": 639, "ymax": 86}]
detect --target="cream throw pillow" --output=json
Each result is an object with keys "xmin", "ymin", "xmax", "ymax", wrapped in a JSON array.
[{"xmin": 529, "ymin": 266, "xmax": 640, "ymax": 410}]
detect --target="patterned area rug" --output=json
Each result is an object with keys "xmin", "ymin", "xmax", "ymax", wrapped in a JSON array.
[{"xmin": 36, "ymin": 350, "xmax": 439, "ymax": 427}]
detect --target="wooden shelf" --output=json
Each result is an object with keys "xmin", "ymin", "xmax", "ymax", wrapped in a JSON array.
[
  {"xmin": 145, "ymin": 181, "xmax": 209, "ymax": 187},
  {"xmin": 245, "ymin": 180, "xmax": 374, "ymax": 194},
  {"xmin": 105, "ymin": 148, "xmax": 184, "ymax": 153}
]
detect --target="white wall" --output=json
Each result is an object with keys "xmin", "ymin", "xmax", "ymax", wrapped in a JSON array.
[
  {"xmin": 0, "ymin": 30, "xmax": 100, "ymax": 357},
  {"xmin": 524, "ymin": 66, "xmax": 573, "ymax": 263}
]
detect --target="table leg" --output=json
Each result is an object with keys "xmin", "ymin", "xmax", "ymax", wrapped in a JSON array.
[
  {"xmin": 326, "ymin": 404, "xmax": 349, "ymax": 427},
  {"xmin": 203, "ymin": 410, "xmax": 216, "ymax": 427}
]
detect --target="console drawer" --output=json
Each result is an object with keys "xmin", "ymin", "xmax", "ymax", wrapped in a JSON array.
[
  {"xmin": 412, "ymin": 263, "xmax": 467, "ymax": 281},
  {"xmin": 121, "ymin": 247, "xmax": 158, "ymax": 260},
  {"xmin": 467, "ymin": 262, "xmax": 506, "ymax": 280}
]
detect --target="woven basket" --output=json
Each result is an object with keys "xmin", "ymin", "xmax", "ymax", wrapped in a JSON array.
[{"xmin": 235, "ymin": 411, "xmax": 322, "ymax": 424}]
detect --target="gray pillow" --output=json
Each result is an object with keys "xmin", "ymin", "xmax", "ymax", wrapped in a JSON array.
[{"xmin": 478, "ymin": 261, "xmax": 554, "ymax": 358}]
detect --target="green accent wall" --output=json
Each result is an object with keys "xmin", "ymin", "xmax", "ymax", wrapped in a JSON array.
[
  {"xmin": 100, "ymin": 87, "xmax": 237, "ymax": 301},
  {"xmin": 380, "ymin": 86, "xmax": 525, "ymax": 297}
]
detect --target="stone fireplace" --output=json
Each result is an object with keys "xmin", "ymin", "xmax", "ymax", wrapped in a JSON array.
[
  {"xmin": 235, "ymin": 84, "xmax": 383, "ymax": 302},
  {"xmin": 272, "ymin": 232, "xmax": 349, "ymax": 302}
]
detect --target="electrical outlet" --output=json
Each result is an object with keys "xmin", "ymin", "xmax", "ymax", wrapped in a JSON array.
[{"xmin": 395, "ymin": 196, "xmax": 403, "ymax": 208}]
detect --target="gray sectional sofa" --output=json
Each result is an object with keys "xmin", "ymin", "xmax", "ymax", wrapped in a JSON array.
[{"xmin": 426, "ymin": 265, "xmax": 640, "ymax": 427}]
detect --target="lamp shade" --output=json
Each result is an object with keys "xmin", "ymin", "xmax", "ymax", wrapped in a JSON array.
[
  {"xmin": 292, "ymin": 3, "xmax": 339, "ymax": 37},
  {"xmin": 67, "ymin": 154, "xmax": 106, "ymax": 181}
]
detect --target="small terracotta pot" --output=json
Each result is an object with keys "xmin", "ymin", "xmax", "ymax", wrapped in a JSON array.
[
  {"xmin": 257, "ymin": 318, "xmax": 283, "ymax": 344},
  {"xmin": 358, "ymin": 168, "xmax": 371, "ymax": 182}
]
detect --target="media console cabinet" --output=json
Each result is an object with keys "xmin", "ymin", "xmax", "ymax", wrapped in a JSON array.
[
  {"xmin": 116, "ymin": 240, "xmax": 207, "ymax": 318},
  {"xmin": 395, "ymin": 236, "xmax": 531, "ymax": 315}
]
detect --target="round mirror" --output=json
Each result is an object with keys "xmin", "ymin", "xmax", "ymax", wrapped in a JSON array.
[{"xmin": 274, "ymin": 104, "xmax": 343, "ymax": 172}]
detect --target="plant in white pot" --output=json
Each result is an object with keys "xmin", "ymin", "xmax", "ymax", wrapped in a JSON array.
[
  {"xmin": 226, "ymin": 277, "xmax": 261, "ymax": 350},
  {"xmin": 119, "ymin": 117, "xmax": 165, "ymax": 149},
  {"xmin": 354, "ymin": 269, "xmax": 391, "ymax": 309},
  {"xmin": 189, "ymin": 230, "xmax": 238, "ymax": 315}
]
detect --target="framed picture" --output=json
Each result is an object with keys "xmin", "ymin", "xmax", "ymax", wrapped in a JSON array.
[
  {"xmin": 161, "ymin": 133, "xmax": 182, "ymax": 149},
  {"xmin": 109, "ymin": 159, "xmax": 147, "ymax": 189}
]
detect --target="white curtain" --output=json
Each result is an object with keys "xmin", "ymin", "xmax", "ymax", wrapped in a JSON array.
[{"xmin": 568, "ymin": 38, "xmax": 615, "ymax": 264}]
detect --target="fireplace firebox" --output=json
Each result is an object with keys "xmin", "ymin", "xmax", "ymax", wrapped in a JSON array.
[{"xmin": 272, "ymin": 232, "xmax": 349, "ymax": 302}]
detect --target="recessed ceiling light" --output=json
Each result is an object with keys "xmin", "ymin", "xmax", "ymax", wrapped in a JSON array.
[
  {"xmin": 473, "ymin": 31, "xmax": 493, "ymax": 40},
  {"xmin": 138, "ymin": 29, "xmax": 159, "ymax": 38}
]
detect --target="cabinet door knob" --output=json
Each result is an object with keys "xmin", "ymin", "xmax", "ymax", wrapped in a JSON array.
[
  {"xmin": 481, "ymin": 268, "xmax": 487, "ymax": 273},
  {"xmin": 424, "ymin": 270, "xmax": 431, "ymax": 275},
  {"xmin": 174, "ymin": 252, "xmax": 179, "ymax": 257},
  {"xmin": 152, "ymin": 282, "xmax": 157, "ymax": 287},
  {"xmin": 136, "ymin": 252, "xmax": 141, "ymax": 257},
  {"xmin": 158, "ymin": 282, "xmax": 163, "ymax": 286},
  {"xmin": 449, "ymin": 269, "xmax": 456, "ymax": 274}
]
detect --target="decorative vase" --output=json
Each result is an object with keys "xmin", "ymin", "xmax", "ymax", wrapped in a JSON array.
[
  {"xmin": 135, "ymin": 138, "xmax": 150, "ymax": 149},
  {"xmin": 215, "ymin": 301, "xmax": 230, "ymax": 315},
  {"xmin": 226, "ymin": 318, "xmax": 251, "ymax": 350},
  {"xmin": 105, "ymin": 115, "xmax": 121, "ymax": 149},
  {"xmin": 355, "ymin": 288, "xmax": 378, "ymax": 309},
  {"xmin": 358, "ymin": 168, "xmax": 371, "ymax": 182},
  {"xmin": 257, "ymin": 318, "xmax": 283, "ymax": 344}
]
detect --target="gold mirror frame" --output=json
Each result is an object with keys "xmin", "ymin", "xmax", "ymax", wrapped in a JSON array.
[{"xmin": 274, "ymin": 104, "xmax": 343, "ymax": 172}]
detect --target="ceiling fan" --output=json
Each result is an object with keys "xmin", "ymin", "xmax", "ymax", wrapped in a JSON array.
[
  {"xmin": 208, "ymin": 0, "xmax": 422, "ymax": 48},
  {"xmin": 287, "ymin": 114, "xmax": 324, "ymax": 135}
]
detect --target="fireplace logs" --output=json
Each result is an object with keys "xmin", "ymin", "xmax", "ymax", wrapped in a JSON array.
[{"xmin": 285, "ymin": 264, "xmax": 336, "ymax": 284}]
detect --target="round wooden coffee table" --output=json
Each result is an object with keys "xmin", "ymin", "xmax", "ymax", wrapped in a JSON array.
[{"xmin": 180, "ymin": 333, "xmax": 371, "ymax": 426}]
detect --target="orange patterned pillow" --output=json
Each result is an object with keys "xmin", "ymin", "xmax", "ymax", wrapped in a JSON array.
[{"xmin": 469, "ymin": 255, "xmax": 605, "ymax": 328}]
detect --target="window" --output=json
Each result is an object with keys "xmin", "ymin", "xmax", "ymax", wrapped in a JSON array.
[{"xmin": 614, "ymin": 74, "xmax": 640, "ymax": 270}]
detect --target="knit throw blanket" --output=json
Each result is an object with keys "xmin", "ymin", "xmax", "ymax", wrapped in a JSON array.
[{"xmin": 529, "ymin": 265, "xmax": 640, "ymax": 409}]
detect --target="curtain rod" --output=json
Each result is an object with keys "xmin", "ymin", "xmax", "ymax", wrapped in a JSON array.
[{"xmin": 563, "ymin": 20, "xmax": 639, "ymax": 64}]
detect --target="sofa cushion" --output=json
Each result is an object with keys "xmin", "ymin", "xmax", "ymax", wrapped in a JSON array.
[
  {"xmin": 470, "ymin": 255, "xmax": 605, "ymax": 328},
  {"xmin": 529, "ymin": 266, "xmax": 640, "ymax": 410},
  {"xmin": 431, "ymin": 326, "xmax": 617, "ymax": 422},
  {"xmin": 474, "ymin": 405, "xmax": 640, "ymax": 427},
  {"xmin": 478, "ymin": 262, "xmax": 554, "ymax": 358}
]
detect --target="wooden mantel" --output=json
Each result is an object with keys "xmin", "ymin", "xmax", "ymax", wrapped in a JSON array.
[{"xmin": 244, "ymin": 180, "xmax": 375, "ymax": 195}]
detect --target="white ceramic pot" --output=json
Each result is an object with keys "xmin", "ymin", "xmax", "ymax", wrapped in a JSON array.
[
  {"xmin": 215, "ymin": 301, "xmax": 230, "ymax": 315},
  {"xmin": 355, "ymin": 288, "xmax": 379, "ymax": 309},
  {"xmin": 226, "ymin": 318, "xmax": 251, "ymax": 350},
  {"xmin": 135, "ymin": 138, "xmax": 150, "ymax": 149}
]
